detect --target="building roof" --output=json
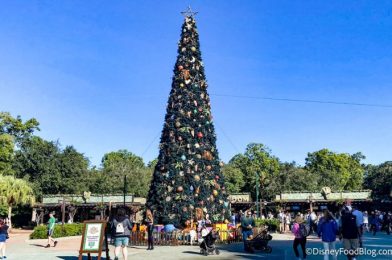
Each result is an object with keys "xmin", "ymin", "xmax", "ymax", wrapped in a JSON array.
[
  {"xmin": 40, "ymin": 194, "xmax": 146, "ymax": 205},
  {"xmin": 275, "ymin": 190, "xmax": 371, "ymax": 202}
]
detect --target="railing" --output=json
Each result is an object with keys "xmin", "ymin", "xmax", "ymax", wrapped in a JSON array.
[{"xmin": 125, "ymin": 227, "xmax": 267, "ymax": 246}]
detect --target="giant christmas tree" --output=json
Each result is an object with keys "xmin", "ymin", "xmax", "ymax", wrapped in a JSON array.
[{"xmin": 147, "ymin": 8, "xmax": 229, "ymax": 226}]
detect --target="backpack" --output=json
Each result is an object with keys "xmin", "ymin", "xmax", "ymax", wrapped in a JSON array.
[
  {"xmin": 115, "ymin": 221, "xmax": 125, "ymax": 234},
  {"xmin": 299, "ymin": 223, "xmax": 311, "ymax": 237}
]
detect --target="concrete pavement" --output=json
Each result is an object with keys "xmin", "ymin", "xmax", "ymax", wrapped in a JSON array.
[{"xmin": 4, "ymin": 229, "xmax": 392, "ymax": 259}]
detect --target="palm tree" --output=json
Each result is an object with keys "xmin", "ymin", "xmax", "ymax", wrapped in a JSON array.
[{"xmin": 0, "ymin": 176, "xmax": 35, "ymax": 227}]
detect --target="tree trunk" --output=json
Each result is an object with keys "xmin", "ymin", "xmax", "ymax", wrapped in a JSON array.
[{"xmin": 8, "ymin": 206, "xmax": 12, "ymax": 231}]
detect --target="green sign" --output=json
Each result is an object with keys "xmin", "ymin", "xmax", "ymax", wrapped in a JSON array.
[{"xmin": 81, "ymin": 222, "xmax": 104, "ymax": 252}]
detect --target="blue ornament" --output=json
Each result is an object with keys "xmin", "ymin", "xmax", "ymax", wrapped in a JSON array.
[
  {"xmin": 190, "ymin": 185, "xmax": 194, "ymax": 192},
  {"xmin": 181, "ymin": 155, "xmax": 186, "ymax": 160}
]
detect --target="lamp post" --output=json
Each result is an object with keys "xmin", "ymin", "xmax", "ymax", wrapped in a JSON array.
[
  {"xmin": 256, "ymin": 172, "xmax": 260, "ymax": 218},
  {"xmin": 123, "ymin": 175, "xmax": 127, "ymax": 206}
]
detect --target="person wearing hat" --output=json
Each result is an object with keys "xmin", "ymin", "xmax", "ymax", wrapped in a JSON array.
[
  {"xmin": 292, "ymin": 214, "xmax": 307, "ymax": 260},
  {"xmin": 241, "ymin": 210, "xmax": 255, "ymax": 251}
]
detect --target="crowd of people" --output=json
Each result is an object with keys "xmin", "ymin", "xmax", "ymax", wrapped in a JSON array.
[
  {"xmin": 231, "ymin": 206, "xmax": 391, "ymax": 260},
  {"xmin": 2, "ymin": 205, "xmax": 391, "ymax": 259}
]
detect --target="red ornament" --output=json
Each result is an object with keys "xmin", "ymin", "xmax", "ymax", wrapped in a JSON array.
[
  {"xmin": 197, "ymin": 132, "xmax": 203, "ymax": 138},
  {"xmin": 215, "ymin": 175, "xmax": 220, "ymax": 179}
]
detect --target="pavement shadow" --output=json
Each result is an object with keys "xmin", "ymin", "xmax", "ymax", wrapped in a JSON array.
[
  {"xmin": 182, "ymin": 250, "xmax": 201, "ymax": 255},
  {"xmin": 30, "ymin": 243, "xmax": 47, "ymax": 248}
]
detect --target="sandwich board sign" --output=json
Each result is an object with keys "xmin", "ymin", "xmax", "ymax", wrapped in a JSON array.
[{"xmin": 79, "ymin": 220, "xmax": 108, "ymax": 260}]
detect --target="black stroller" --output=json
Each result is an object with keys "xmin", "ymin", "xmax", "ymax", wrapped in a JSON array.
[
  {"xmin": 199, "ymin": 228, "xmax": 220, "ymax": 256},
  {"xmin": 245, "ymin": 229, "xmax": 272, "ymax": 253}
]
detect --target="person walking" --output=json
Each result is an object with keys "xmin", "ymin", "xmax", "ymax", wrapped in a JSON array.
[
  {"xmin": 278, "ymin": 210, "xmax": 285, "ymax": 233},
  {"xmin": 384, "ymin": 212, "xmax": 391, "ymax": 235},
  {"xmin": 363, "ymin": 211, "xmax": 369, "ymax": 232},
  {"xmin": 292, "ymin": 214, "xmax": 307, "ymax": 260},
  {"xmin": 285, "ymin": 212, "xmax": 291, "ymax": 233},
  {"xmin": 145, "ymin": 209, "xmax": 154, "ymax": 250},
  {"xmin": 0, "ymin": 218, "xmax": 9, "ymax": 259},
  {"xmin": 317, "ymin": 210, "xmax": 338, "ymax": 260},
  {"xmin": 339, "ymin": 206, "xmax": 360, "ymax": 260},
  {"xmin": 241, "ymin": 211, "xmax": 255, "ymax": 251},
  {"xmin": 45, "ymin": 212, "xmax": 58, "ymax": 248},
  {"xmin": 111, "ymin": 208, "xmax": 133, "ymax": 260}
]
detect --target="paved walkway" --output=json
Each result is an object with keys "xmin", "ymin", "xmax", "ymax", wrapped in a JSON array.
[{"xmin": 4, "ymin": 230, "xmax": 392, "ymax": 259}]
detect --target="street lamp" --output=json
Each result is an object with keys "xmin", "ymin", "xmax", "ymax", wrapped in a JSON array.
[{"xmin": 256, "ymin": 172, "xmax": 260, "ymax": 218}]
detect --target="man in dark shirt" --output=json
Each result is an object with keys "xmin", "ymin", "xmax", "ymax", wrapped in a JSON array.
[
  {"xmin": 241, "ymin": 211, "xmax": 255, "ymax": 251},
  {"xmin": 340, "ymin": 206, "xmax": 360, "ymax": 260}
]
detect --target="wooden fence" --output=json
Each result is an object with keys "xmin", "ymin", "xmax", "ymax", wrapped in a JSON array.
[{"xmin": 123, "ymin": 227, "xmax": 266, "ymax": 246}]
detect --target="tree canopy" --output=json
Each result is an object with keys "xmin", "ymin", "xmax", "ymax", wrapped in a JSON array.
[{"xmin": 305, "ymin": 149, "xmax": 365, "ymax": 191}]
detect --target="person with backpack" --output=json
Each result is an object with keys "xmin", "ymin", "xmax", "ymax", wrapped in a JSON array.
[
  {"xmin": 292, "ymin": 214, "xmax": 309, "ymax": 260},
  {"xmin": 317, "ymin": 210, "xmax": 338, "ymax": 260},
  {"xmin": 45, "ymin": 212, "xmax": 58, "ymax": 248},
  {"xmin": 145, "ymin": 209, "xmax": 154, "ymax": 250},
  {"xmin": 111, "ymin": 208, "xmax": 133, "ymax": 260},
  {"xmin": 339, "ymin": 206, "xmax": 360, "ymax": 260}
]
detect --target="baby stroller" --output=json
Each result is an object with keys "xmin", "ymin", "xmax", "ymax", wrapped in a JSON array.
[
  {"xmin": 245, "ymin": 228, "xmax": 272, "ymax": 254},
  {"xmin": 199, "ymin": 228, "xmax": 220, "ymax": 256}
]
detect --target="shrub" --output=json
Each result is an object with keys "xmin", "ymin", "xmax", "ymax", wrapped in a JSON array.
[
  {"xmin": 254, "ymin": 218, "xmax": 279, "ymax": 232},
  {"xmin": 30, "ymin": 223, "xmax": 83, "ymax": 239}
]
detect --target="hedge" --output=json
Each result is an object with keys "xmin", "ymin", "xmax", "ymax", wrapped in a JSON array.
[
  {"xmin": 30, "ymin": 223, "xmax": 84, "ymax": 239},
  {"xmin": 254, "ymin": 218, "xmax": 279, "ymax": 232}
]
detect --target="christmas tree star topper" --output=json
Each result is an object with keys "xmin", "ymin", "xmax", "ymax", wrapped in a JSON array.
[{"xmin": 181, "ymin": 5, "xmax": 198, "ymax": 18}]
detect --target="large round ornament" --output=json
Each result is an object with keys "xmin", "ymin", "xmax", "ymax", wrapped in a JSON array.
[
  {"xmin": 191, "ymin": 46, "xmax": 196, "ymax": 52},
  {"xmin": 194, "ymin": 175, "xmax": 200, "ymax": 181},
  {"xmin": 177, "ymin": 186, "xmax": 184, "ymax": 193},
  {"xmin": 181, "ymin": 155, "xmax": 186, "ymax": 161},
  {"xmin": 197, "ymin": 132, "xmax": 203, "ymax": 138}
]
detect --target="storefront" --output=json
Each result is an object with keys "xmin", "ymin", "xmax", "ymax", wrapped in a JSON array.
[
  {"xmin": 274, "ymin": 189, "xmax": 372, "ymax": 213},
  {"xmin": 32, "ymin": 193, "xmax": 146, "ymax": 224}
]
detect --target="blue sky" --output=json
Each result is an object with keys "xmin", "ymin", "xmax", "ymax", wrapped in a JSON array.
[{"xmin": 1, "ymin": 1, "xmax": 392, "ymax": 167}]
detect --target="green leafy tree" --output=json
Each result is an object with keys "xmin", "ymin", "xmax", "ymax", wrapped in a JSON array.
[
  {"xmin": 0, "ymin": 112, "xmax": 40, "ymax": 176},
  {"xmin": 277, "ymin": 162, "xmax": 317, "ymax": 192},
  {"xmin": 0, "ymin": 112, "xmax": 39, "ymax": 144},
  {"xmin": 58, "ymin": 146, "xmax": 90, "ymax": 194},
  {"xmin": 364, "ymin": 162, "xmax": 392, "ymax": 200},
  {"xmin": 147, "ymin": 14, "xmax": 229, "ymax": 225},
  {"xmin": 0, "ymin": 176, "xmax": 35, "ymax": 226},
  {"xmin": 0, "ymin": 134, "xmax": 14, "ymax": 175},
  {"xmin": 230, "ymin": 143, "xmax": 280, "ymax": 200},
  {"xmin": 305, "ymin": 149, "xmax": 365, "ymax": 191},
  {"xmin": 222, "ymin": 164, "xmax": 245, "ymax": 193},
  {"xmin": 14, "ymin": 136, "xmax": 90, "ymax": 196},
  {"xmin": 102, "ymin": 150, "xmax": 151, "ymax": 197}
]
